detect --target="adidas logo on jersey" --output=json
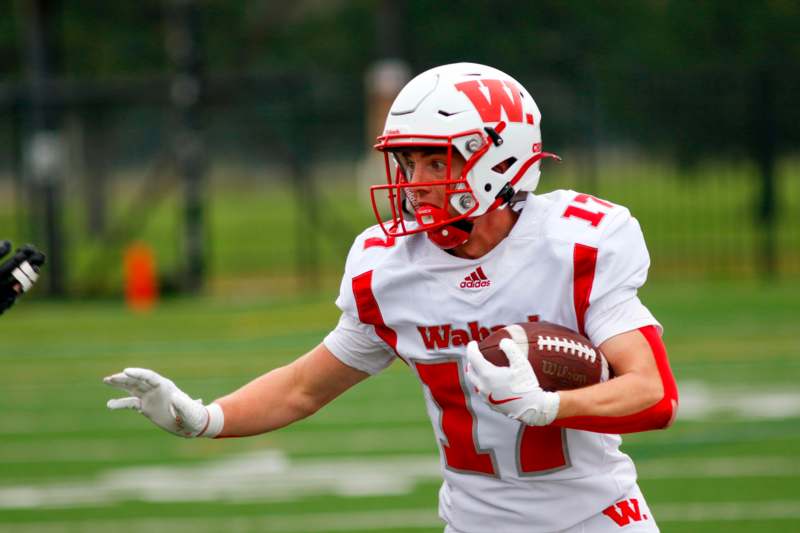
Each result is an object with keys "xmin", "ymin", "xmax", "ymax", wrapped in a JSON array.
[{"xmin": 460, "ymin": 266, "xmax": 491, "ymax": 289}]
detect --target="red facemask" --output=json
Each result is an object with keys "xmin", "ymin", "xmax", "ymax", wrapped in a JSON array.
[
  {"xmin": 370, "ymin": 138, "xmax": 484, "ymax": 250},
  {"xmin": 370, "ymin": 131, "xmax": 559, "ymax": 251}
]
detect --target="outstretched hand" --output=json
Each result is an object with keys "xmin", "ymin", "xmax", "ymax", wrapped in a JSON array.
[{"xmin": 104, "ymin": 368, "xmax": 223, "ymax": 438}]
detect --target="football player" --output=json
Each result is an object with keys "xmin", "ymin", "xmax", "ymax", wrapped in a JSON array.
[
  {"xmin": 0, "ymin": 241, "xmax": 46, "ymax": 315},
  {"xmin": 105, "ymin": 63, "xmax": 678, "ymax": 532}
]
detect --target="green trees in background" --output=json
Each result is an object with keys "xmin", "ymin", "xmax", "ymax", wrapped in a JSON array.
[{"xmin": 2, "ymin": 0, "xmax": 797, "ymax": 158}]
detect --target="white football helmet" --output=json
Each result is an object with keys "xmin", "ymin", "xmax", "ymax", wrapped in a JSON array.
[{"xmin": 371, "ymin": 62, "xmax": 559, "ymax": 249}]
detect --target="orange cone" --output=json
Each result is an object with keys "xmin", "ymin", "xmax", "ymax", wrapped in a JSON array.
[{"xmin": 124, "ymin": 242, "xmax": 158, "ymax": 312}]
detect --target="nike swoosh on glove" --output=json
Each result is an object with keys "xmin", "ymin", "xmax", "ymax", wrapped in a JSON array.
[
  {"xmin": 104, "ymin": 368, "xmax": 224, "ymax": 438},
  {"xmin": 466, "ymin": 334, "xmax": 560, "ymax": 426}
]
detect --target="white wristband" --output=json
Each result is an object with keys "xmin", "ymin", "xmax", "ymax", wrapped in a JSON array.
[
  {"xmin": 199, "ymin": 402, "xmax": 225, "ymax": 438},
  {"xmin": 519, "ymin": 391, "xmax": 561, "ymax": 426},
  {"xmin": 12, "ymin": 263, "xmax": 36, "ymax": 292},
  {"xmin": 19, "ymin": 261, "xmax": 39, "ymax": 282}
]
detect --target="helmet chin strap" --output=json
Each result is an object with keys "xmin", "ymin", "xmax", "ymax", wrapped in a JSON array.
[{"xmin": 414, "ymin": 205, "xmax": 473, "ymax": 250}]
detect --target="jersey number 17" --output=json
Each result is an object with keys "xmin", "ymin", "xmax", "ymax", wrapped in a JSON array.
[{"xmin": 417, "ymin": 359, "xmax": 568, "ymax": 477}]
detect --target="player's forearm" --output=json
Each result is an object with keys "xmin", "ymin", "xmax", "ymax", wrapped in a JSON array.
[
  {"xmin": 213, "ymin": 364, "xmax": 319, "ymax": 437},
  {"xmin": 554, "ymin": 377, "xmax": 676, "ymax": 434},
  {"xmin": 554, "ymin": 326, "xmax": 678, "ymax": 433},
  {"xmin": 555, "ymin": 372, "xmax": 662, "ymax": 419},
  {"xmin": 211, "ymin": 344, "xmax": 369, "ymax": 437}
]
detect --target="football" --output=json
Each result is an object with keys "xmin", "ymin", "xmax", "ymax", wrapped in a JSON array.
[{"xmin": 478, "ymin": 321, "xmax": 609, "ymax": 391}]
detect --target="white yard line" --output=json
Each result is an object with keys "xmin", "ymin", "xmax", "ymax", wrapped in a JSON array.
[
  {"xmin": 677, "ymin": 381, "xmax": 800, "ymax": 420},
  {"xmin": 637, "ymin": 457, "xmax": 800, "ymax": 478},
  {"xmin": 0, "ymin": 451, "xmax": 442, "ymax": 509},
  {"xmin": 656, "ymin": 500, "xmax": 800, "ymax": 522},
  {"xmin": 1, "ymin": 450, "xmax": 798, "ymax": 510}
]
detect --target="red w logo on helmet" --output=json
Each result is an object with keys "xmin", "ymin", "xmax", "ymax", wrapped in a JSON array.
[{"xmin": 455, "ymin": 79, "xmax": 531, "ymax": 124}]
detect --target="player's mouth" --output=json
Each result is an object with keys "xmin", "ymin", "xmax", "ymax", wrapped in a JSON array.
[{"xmin": 414, "ymin": 203, "xmax": 450, "ymax": 227}]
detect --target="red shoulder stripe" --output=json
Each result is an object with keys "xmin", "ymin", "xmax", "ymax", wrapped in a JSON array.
[
  {"xmin": 351, "ymin": 270, "xmax": 404, "ymax": 362},
  {"xmin": 573, "ymin": 244, "xmax": 598, "ymax": 336}
]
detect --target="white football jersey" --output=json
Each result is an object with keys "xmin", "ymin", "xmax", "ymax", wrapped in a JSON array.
[{"xmin": 324, "ymin": 190, "xmax": 661, "ymax": 533}]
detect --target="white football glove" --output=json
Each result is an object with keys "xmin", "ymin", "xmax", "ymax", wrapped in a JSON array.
[
  {"xmin": 466, "ymin": 337, "xmax": 560, "ymax": 426},
  {"xmin": 103, "ymin": 368, "xmax": 224, "ymax": 438}
]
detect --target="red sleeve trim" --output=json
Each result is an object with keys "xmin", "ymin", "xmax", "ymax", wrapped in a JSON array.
[
  {"xmin": 364, "ymin": 236, "xmax": 395, "ymax": 249},
  {"xmin": 554, "ymin": 325, "xmax": 679, "ymax": 434}
]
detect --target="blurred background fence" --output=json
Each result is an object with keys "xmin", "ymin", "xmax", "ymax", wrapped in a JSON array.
[{"xmin": 0, "ymin": 0, "xmax": 798, "ymax": 299}]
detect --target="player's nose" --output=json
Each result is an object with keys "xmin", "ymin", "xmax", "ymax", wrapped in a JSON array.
[
  {"xmin": 409, "ymin": 164, "xmax": 428, "ymax": 184},
  {"xmin": 408, "ymin": 167, "xmax": 434, "ymax": 199}
]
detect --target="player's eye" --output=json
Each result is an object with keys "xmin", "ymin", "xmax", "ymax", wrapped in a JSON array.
[{"xmin": 430, "ymin": 159, "xmax": 447, "ymax": 174}]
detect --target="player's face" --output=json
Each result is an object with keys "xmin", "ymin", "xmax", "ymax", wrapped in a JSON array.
[{"xmin": 398, "ymin": 150, "xmax": 466, "ymax": 213}]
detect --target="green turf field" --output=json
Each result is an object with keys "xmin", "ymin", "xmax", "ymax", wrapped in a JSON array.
[{"xmin": 1, "ymin": 280, "xmax": 798, "ymax": 532}]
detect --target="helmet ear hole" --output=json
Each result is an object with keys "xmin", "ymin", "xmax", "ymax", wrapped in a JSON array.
[{"xmin": 491, "ymin": 157, "xmax": 517, "ymax": 174}]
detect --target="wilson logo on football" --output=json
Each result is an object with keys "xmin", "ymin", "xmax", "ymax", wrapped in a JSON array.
[{"xmin": 460, "ymin": 267, "xmax": 491, "ymax": 289}]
